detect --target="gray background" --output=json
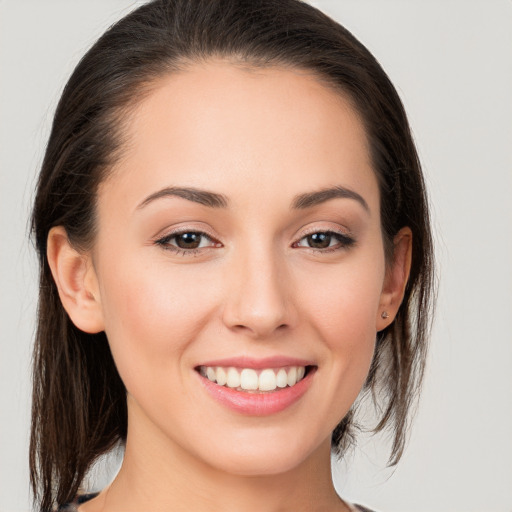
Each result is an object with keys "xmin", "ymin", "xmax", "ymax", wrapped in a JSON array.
[{"xmin": 1, "ymin": 1, "xmax": 511, "ymax": 511}]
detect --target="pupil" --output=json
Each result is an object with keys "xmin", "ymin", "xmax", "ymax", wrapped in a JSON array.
[
  {"xmin": 176, "ymin": 233, "xmax": 201, "ymax": 249},
  {"xmin": 308, "ymin": 232, "xmax": 331, "ymax": 249}
]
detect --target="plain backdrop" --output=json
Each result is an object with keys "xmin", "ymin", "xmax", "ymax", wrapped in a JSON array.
[{"xmin": 1, "ymin": 1, "xmax": 511, "ymax": 511}]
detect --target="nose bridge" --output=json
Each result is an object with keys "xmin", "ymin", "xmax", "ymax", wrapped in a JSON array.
[{"xmin": 222, "ymin": 239, "xmax": 293, "ymax": 337}]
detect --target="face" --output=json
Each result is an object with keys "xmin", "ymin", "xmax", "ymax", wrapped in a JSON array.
[{"xmin": 86, "ymin": 61, "xmax": 392, "ymax": 475}]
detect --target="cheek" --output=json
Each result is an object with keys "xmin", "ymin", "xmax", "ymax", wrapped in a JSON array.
[
  {"xmin": 299, "ymin": 255, "xmax": 384, "ymax": 341},
  {"xmin": 96, "ymin": 255, "xmax": 220, "ymax": 388},
  {"xmin": 296, "ymin": 251, "xmax": 385, "ymax": 396}
]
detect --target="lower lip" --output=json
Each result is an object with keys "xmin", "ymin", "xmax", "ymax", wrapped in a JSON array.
[{"xmin": 196, "ymin": 367, "xmax": 316, "ymax": 416}]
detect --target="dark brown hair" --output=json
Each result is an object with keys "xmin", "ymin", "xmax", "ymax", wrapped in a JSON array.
[{"xmin": 30, "ymin": 0, "xmax": 435, "ymax": 510}]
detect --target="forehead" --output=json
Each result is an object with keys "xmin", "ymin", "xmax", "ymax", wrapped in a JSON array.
[{"xmin": 101, "ymin": 59, "xmax": 378, "ymax": 214}]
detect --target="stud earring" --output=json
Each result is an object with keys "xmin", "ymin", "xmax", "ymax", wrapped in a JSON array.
[{"xmin": 381, "ymin": 311, "xmax": 389, "ymax": 319}]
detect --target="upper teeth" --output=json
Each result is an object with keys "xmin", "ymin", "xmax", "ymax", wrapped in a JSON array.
[{"xmin": 200, "ymin": 366, "xmax": 307, "ymax": 392}]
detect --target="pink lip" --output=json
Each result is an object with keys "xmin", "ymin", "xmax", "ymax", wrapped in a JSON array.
[
  {"xmin": 195, "ymin": 365, "xmax": 317, "ymax": 416},
  {"xmin": 196, "ymin": 355, "xmax": 315, "ymax": 369}
]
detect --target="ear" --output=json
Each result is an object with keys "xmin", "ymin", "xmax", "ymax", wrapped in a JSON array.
[
  {"xmin": 376, "ymin": 227, "xmax": 413, "ymax": 331},
  {"xmin": 47, "ymin": 226, "xmax": 105, "ymax": 333}
]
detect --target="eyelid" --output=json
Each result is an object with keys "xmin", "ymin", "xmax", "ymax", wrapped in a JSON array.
[
  {"xmin": 152, "ymin": 223, "xmax": 355, "ymax": 256},
  {"xmin": 296, "ymin": 224, "xmax": 354, "ymax": 241},
  {"xmin": 153, "ymin": 226, "xmax": 222, "ymax": 255},
  {"xmin": 293, "ymin": 225, "xmax": 356, "ymax": 252},
  {"xmin": 153, "ymin": 223, "xmax": 219, "ymax": 242}
]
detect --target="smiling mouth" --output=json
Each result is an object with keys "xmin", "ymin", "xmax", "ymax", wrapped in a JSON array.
[{"xmin": 195, "ymin": 365, "xmax": 316, "ymax": 393}]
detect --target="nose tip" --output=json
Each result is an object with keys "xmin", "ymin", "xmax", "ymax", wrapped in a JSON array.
[
  {"xmin": 228, "ymin": 309, "xmax": 289, "ymax": 339},
  {"xmin": 221, "ymin": 255, "xmax": 295, "ymax": 339}
]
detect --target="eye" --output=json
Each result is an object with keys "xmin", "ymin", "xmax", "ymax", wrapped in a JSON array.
[
  {"xmin": 155, "ymin": 230, "xmax": 220, "ymax": 254},
  {"xmin": 171, "ymin": 232, "xmax": 210, "ymax": 249},
  {"xmin": 294, "ymin": 231, "xmax": 355, "ymax": 252}
]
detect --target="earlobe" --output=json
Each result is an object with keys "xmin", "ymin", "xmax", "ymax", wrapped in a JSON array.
[
  {"xmin": 47, "ymin": 226, "xmax": 104, "ymax": 334},
  {"xmin": 376, "ymin": 227, "xmax": 413, "ymax": 331}
]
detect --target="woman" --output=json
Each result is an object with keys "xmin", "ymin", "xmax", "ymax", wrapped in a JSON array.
[{"xmin": 30, "ymin": 0, "xmax": 435, "ymax": 511}]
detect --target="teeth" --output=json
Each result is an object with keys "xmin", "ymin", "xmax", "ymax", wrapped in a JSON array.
[
  {"xmin": 240, "ymin": 369, "xmax": 259, "ymax": 390},
  {"xmin": 226, "ymin": 367, "xmax": 241, "ymax": 388},
  {"xmin": 287, "ymin": 366, "xmax": 297, "ymax": 387},
  {"xmin": 200, "ymin": 365, "xmax": 308, "ymax": 392},
  {"xmin": 276, "ymin": 368, "xmax": 288, "ymax": 388},
  {"xmin": 258, "ymin": 369, "xmax": 276, "ymax": 391},
  {"xmin": 206, "ymin": 367, "xmax": 216, "ymax": 382},
  {"xmin": 216, "ymin": 367, "xmax": 227, "ymax": 386}
]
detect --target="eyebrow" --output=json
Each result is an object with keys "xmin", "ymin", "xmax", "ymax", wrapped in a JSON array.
[
  {"xmin": 137, "ymin": 184, "xmax": 369, "ymax": 212},
  {"xmin": 137, "ymin": 186, "xmax": 229, "ymax": 209},
  {"xmin": 292, "ymin": 186, "xmax": 370, "ymax": 212}
]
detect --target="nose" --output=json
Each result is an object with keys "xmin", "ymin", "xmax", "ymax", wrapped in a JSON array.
[{"xmin": 221, "ymin": 245, "xmax": 296, "ymax": 339}]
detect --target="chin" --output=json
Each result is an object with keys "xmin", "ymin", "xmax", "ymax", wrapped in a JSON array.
[
  {"xmin": 207, "ymin": 453, "xmax": 308, "ymax": 477},
  {"xmin": 195, "ymin": 430, "xmax": 328, "ymax": 478}
]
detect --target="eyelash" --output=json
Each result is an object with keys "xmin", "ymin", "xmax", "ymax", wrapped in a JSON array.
[
  {"xmin": 155, "ymin": 229, "xmax": 220, "ymax": 257},
  {"xmin": 292, "ymin": 229, "xmax": 355, "ymax": 253},
  {"xmin": 155, "ymin": 229, "xmax": 355, "ymax": 257}
]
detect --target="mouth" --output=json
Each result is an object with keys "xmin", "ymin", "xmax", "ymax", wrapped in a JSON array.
[
  {"xmin": 195, "ymin": 365, "xmax": 316, "ymax": 394},
  {"xmin": 194, "ymin": 356, "xmax": 317, "ymax": 415}
]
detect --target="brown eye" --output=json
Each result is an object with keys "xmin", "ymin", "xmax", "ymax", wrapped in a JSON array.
[
  {"xmin": 294, "ymin": 230, "xmax": 355, "ymax": 252},
  {"xmin": 156, "ymin": 230, "xmax": 219, "ymax": 254},
  {"xmin": 174, "ymin": 232, "xmax": 203, "ymax": 249},
  {"xmin": 306, "ymin": 232, "xmax": 332, "ymax": 249}
]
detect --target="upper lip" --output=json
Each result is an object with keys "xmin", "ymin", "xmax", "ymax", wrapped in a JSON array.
[{"xmin": 196, "ymin": 356, "xmax": 316, "ymax": 369}]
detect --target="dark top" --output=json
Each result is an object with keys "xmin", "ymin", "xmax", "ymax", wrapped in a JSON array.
[
  {"xmin": 58, "ymin": 492, "xmax": 376, "ymax": 512},
  {"xmin": 57, "ymin": 493, "xmax": 99, "ymax": 511}
]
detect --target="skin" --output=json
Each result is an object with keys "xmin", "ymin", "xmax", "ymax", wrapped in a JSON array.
[{"xmin": 48, "ymin": 60, "xmax": 412, "ymax": 512}]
